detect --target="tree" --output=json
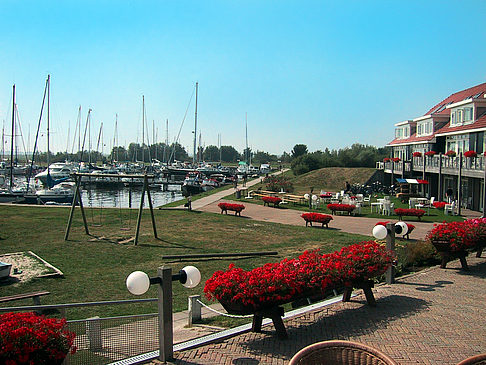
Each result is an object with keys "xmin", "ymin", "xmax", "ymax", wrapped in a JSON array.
[
  {"xmin": 203, "ymin": 145, "xmax": 220, "ymax": 162},
  {"xmin": 241, "ymin": 147, "xmax": 252, "ymax": 163},
  {"xmin": 291, "ymin": 153, "xmax": 321, "ymax": 175},
  {"xmin": 220, "ymin": 145, "xmax": 240, "ymax": 162},
  {"xmin": 291, "ymin": 144, "xmax": 308, "ymax": 159}
]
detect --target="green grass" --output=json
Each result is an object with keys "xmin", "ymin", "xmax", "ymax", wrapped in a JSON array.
[
  {"xmin": 233, "ymin": 194, "xmax": 464, "ymax": 223},
  {"xmin": 0, "ymin": 204, "xmax": 370, "ymax": 320}
]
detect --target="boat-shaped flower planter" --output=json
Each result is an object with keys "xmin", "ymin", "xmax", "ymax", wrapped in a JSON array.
[
  {"xmin": 432, "ymin": 240, "xmax": 469, "ymax": 270},
  {"xmin": 218, "ymin": 281, "xmax": 378, "ymax": 339},
  {"xmin": 342, "ymin": 279, "xmax": 377, "ymax": 307},
  {"xmin": 218, "ymin": 298, "xmax": 291, "ymax": 339}
]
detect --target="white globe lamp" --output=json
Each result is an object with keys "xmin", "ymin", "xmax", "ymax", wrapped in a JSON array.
[
  {"xmin": 180, "ymin": 266, "xmax": 201, "ymax": 289},
  {"xmin": 372, "ymin": 225, "xmax": 388, "ymax": 240},
  {"xmin": 126, "ymin": 271, "xmax": 150, "ymax": 295}
]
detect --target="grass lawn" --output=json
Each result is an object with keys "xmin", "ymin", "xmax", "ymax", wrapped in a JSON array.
[
  {"xmin": 0, "ymin": 204, "xmax": 371, "ymax": 320},
  {"xmin": 232, "ymin": 193, "xmax": 464, "ymax": 223}
]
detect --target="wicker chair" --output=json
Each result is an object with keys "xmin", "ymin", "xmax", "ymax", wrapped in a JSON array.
[
  {"xmin": 289, "ymin": 340, "xmax": 398, "ymax": 365},
  {"xmin": 456, "ymin": 354, "xmax": 486, "ymax": 365}
]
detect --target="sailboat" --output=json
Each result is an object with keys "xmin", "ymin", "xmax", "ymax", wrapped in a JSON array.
[
  {"xmin": 24, "ymin": 75, "xmax": 76, "ymax": 204},
  {"xmin": 0, "ymin": 84, "xmax": 32, "ymax": 202}
]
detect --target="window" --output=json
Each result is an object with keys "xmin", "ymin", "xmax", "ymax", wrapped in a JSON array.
[
  {"xmin": 416, "ymin": 120, "xmax": 433, "ymax": 137},
  {"xmin": 464, "ymin": 107, "xmax": 473, "ymax": 122},
  {"xmin": 395, "ymin": 125, "xmax": 410, "ymax": 139},
  {"xmin": 457, "ymin": 109, "xmax": 464, "ymax": 123},
  {"xmin": 451, "ymin": 111, "xmax": 457, "ymax": 125}
]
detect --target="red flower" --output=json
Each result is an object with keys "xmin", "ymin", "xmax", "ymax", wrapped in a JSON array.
[
  {"xmin": 327, "ymin": 204, "xmax": 356, "ymax": 213},
  {"xmin": 394, "ymin": 208, "xmax": 425, "ymax": 219},
  {"xmin": 425, "ymin": 151, "xmax": 436, "ymax": 156},
  {"xmin": 261, "ymin": 196, "xmax": 282, "ymax": 205},
  {"xmin": 218, "ymin": 202, "xmax": 245, "ymax": 212},
  {"xmin": 383, "ymin": 157, "xmax": 391, "ymax": 162},
  {"xmin": 204, "ymin": 242, "xmax": 395, "ymax": 310},
  {"xmin": 426, "ymin": 218, "xmax": 486, "ymax": 252},
  {"xmin": 412, "ymin": 152, "xmax": 422, "ymax": 157},
  {"xmin": 392, "ymin": 157, "xmax": 401, "ymax": 162},
  {"xmin": 432, "ymin": 201, "xmax": 447, "ymax": 209},
  {"xmin": 301, "ymin": 212, "xmax": 333, "ymax": 224},
  {"xmin": 0, "ymin": 312, "xmax": 76, "ymax": 364},
  {"xmin": 464, "ymin": 150, "xmax": 477, "ymax": 158},
  {"xmin": 445, "ymin": 150, "xmax": 456, "ymax": 157}
]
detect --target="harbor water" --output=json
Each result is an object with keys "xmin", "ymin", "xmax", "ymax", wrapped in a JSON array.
[{"xmin": 80, "ymin": 185, "xmax": 184, "ymax": 209}]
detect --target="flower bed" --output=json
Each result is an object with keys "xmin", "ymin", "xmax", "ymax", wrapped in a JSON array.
[
  {"xmin": 204, "ymin": 241, "xmax": 394, "ymax": 312},
  {"xmin": 432, "ymin": 201, "xmax": 447, "ymax": 209},
  {"xmin": 327, "ymin": 203, "xmax": 356, "ymax": 215},
  {"xmin": 218, "ymin": 202, "xmax": 245, "ymax": 216},
  {"xmin": 262, "ymin": 196, "xmax": 282, "ymax": 207},
  {"xmin": 445, "ymin": 150, "xmax": 456, "ymax": 157},
  {"xmin": 301, "ymin": 212, "xmax": 333, "ymax": 228},
  {"xmin": 412, "ymin": 152, "xmax": 422, "ymax": 157},
  {"xmin": 374, "ymin": 221, "xmax": 415, "ymax": 239},
  {"xmin": 394, "ymin": 208, "xmax": 425, "ymax": 221},
  {"xmin": 425, "ymin": 151, "xmax": 436, "ymax": 156},
  {"xmin": 0, "ymin": 312, "xmax": 76, "ymax": 365}
]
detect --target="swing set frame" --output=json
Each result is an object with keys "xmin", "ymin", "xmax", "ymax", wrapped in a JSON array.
[{"xmin": 64, "ymin": 172, "xmax": 158, "ymax": 245}]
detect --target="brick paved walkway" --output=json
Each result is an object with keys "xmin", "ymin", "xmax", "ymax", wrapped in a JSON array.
[
  {"xmin": 167, "ymin": 256, "xmax": 485, "ymax": 365},
  {"xmin": 200, "ymin": 199, "xmax": 437, "ymax": 240}
]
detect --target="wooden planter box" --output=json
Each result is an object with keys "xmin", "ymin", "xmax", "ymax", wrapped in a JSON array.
[
  {"xmin": 342, "ymin": 279, "xmax": 376, "ymax": 307},
  {"xmin": 432, "ymin": 241, "xmax": 469, "ymax": 270}
]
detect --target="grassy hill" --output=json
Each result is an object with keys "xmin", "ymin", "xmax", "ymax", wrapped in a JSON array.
[{"xmin": 289, "ymin": 167, "xmax": 376, "ymax": 194}]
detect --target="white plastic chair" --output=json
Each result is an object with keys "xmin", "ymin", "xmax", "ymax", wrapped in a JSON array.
[
  {"xmin": 444, "ymin": 201, "xmax": 456, "ymax": 215},
  {"xmin": 382, "ymin": 201, "xmax": 392, "ymax": 215}
]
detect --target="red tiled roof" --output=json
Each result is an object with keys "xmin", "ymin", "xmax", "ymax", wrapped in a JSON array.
[
  {"xmin": 425, "ymin": 82, "xmax": 486, "ymax": 116},
  {"xmin": 388, "ymin": 133, "xmax": 435, "ymax": 146},
  {"xmin": 435, "ymin": 111, "xmax": 486, "ymax": 135}
]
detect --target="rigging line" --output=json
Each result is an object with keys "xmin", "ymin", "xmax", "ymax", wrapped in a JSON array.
[
  {"xmin": 26, "ymin": 77, "xmax": 48, "ymax": 192},
  {"xmin": 78, "ymin": 109, "xmax": 91, "ymax": 171},
  {"xmin": 14, "ymin": 104, "xmax": 29, "ymax": 166},
  {"xmin": 71, "ymin": 106, "xmax": 81, "ymax": 155},
  {"xmin": 169, "ymin": 85, "xmax": 195, "ymax": 163}
]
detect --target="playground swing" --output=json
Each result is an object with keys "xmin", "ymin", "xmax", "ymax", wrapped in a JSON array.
[
  {"xmin": 88, "ymin": 190, "xmax": 103, "ymax": 228},
  {"xmin": 65, "ymin": 172, "xmax": 158, "ymax": 245},
  {"xmin": 118, "ymin": 189, "xmax": 132, "ymax": 232}
]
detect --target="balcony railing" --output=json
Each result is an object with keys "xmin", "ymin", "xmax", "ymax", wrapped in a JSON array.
[{"xmin": 380, "ymin": 155, "xmax": 485, "ymax": 175}]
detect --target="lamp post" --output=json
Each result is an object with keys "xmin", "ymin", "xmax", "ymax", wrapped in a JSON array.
[
  {"xmin": 126, "ymin": 265, "xmax": 201, "ymax": 362},
  {"xmin": 372, "ymin": 222, "xmax": 408, "ymax": 284}
]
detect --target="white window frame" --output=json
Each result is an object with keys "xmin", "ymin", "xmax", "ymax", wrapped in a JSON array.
[{"xmin": 416, "ymin": 120, "xmax": 433, "ymax": 137}]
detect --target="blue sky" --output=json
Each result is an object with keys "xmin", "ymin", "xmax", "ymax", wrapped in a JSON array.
[{"xmin": 1, "ymin": 0, "xmax": 485, "ymax": 157}]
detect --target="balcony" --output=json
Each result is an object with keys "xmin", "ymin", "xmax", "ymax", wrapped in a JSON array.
[{"xmin": 379, "ymin": 155, "xmax": 485, "ymax": 179}]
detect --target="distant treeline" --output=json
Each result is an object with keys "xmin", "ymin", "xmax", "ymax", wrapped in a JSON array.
[
  {"xmin": 13, "ymin": 142, "xmax": 388, "ymax": 169},
  {"xmin": 291, "ymin": 143, "xmax": 390, "ymax": 175}
]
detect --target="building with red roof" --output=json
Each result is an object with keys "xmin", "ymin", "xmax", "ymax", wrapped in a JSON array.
[{"xmin": 380, "ymin": 82, "xmax": 486, "ymax": 213}]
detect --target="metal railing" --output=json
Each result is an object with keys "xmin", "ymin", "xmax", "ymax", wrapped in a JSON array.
[
  {"xmin": 0, "ymin": 298, "xmax": 159, "ymax": 365},
  {"xmin": 381, "ymin": 155, "xmax": 485, "ymax": 173}
]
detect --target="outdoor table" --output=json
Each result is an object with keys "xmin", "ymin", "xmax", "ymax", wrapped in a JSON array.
[{"xmin": 371, "ymin": 202, "xmax": 383, "ymax": 213}]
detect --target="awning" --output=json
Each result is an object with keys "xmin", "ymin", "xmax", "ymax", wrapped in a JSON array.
[{"xmin": 396, "ymin": 178, "xmax": 429, "ymax": 184}]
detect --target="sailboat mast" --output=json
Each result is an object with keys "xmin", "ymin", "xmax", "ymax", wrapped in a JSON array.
[
  {"xmin": 245, "ymin": 112, "xmax": 248, "ymax": 164},
  {"xmin": 113, "ymin": 114, "xmax": 118, "ymax": 163},
  {"xmin": 10, "ymin": 84, "xmax": 15, "ymax": 190},
  {"xmin": 142, "ymin": 95, "xmax": 145, "ymax": 164},
  {"xmin": 164, "ymin": 119, "xmax": 168, "ymax": 164},
  {"xmin": 47, "ymin": 75, "xmax": 50, "ymax": 174},
  {"xmin": 193, "ymin": 82, "xmax": 198, "ymax": 165},
  {"xmin": 218, "ymin": 133, "xmax": 222, "ymax": 164},
  {"xmin": 78, "ymin": 105, "xmax": 81, "ymax": 155}
]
